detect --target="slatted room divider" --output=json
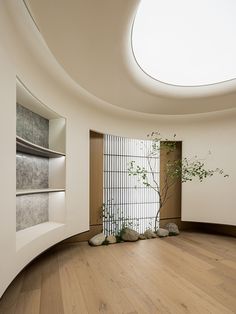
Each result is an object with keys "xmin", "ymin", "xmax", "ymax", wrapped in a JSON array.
[{"xmin": 103, "ymin": 135, "xmax": 160, "ymax": 235}]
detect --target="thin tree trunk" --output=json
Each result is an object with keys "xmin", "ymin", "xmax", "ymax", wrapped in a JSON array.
[{"xmin": 154, "ymin": 207, "xmax": 161, "ymax": 232}]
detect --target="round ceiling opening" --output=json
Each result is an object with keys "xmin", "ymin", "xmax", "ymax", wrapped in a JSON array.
[{"xmin": 132, "ymin": 0, "xmax": 236, "ymax": 86}]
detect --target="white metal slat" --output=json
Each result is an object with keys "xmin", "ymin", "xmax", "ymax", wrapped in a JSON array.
[{"xmin": 103, "ymin": 134, "xmax": 160, "ymax": 235}]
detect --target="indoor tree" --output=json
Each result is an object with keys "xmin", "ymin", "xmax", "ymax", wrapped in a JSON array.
[{"xmin": 128, "ymin": 131, "xmax": 229, "ymax": 232}]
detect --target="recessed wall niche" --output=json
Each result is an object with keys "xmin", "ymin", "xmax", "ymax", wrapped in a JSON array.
[{"xmin": 16, "ymin": 79, "xmax": 66, "ymax": 249}]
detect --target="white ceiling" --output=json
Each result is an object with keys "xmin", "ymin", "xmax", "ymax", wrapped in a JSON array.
[{"xmin": 25, "ymin": 0, "xmax": 236, "ymax": 115}]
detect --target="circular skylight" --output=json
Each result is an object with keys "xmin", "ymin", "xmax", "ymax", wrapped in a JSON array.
[{"xmin": 132, "ymin": 0, "xmax": 236, "ymax": 86}]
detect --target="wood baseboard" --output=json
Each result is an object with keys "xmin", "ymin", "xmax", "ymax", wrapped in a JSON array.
[
  {"xmin": 180, "ymin": 221, "xmax": 236, "ymax": 237},
  {"xmin": 160, "ymin": 218, "xmax": 236, "ymax": 237}
]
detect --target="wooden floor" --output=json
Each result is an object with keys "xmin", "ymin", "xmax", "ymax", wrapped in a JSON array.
[{"xmin": 0, "ymin": 232, "xmax": 236, "ymax": 314}]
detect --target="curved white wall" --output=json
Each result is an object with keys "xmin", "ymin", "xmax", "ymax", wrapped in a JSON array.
[{"xmin": 0, "ymin": 0, "xmax": 235, "ymax": 297}]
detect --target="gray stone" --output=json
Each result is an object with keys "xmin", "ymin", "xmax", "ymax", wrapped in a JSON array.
[
  {"xmin": 165, "ymin": 223, "xmax": 180, "ymax": 236},
  {"xmin": 16, "ymin": 105, "xmax": 50, "ymax": 231},
  {"xmin": 16, "ymin": 193, "xmax": 49, "ymax": 231},
  {"xmin": 139, "ymin": 234, "xmax": 147, "ymax": 240},
  {"xmin": 17, "ymin": 103, "xmax": 49, "ymax": 148},
  {"xmin": 16, "ymin": 153, "xmax": 49, "ymax": 190},
  {"xmin": 156, "ymin": 228, "xmax": 169, "ymax": 237},
  {"xmin": 89, "ymin": 233, "xmax": 106, "ymax": 246},
  {"xmin": 120, "ymin": 228, "xmax": 139, "ymax": 242},
  {"xmin": 107, "ymin": 235, "xmax": 116, "ymax": 244},
  {"xmin": 144, "ymin": 229, "xmax": 157, "ymax": 239}
]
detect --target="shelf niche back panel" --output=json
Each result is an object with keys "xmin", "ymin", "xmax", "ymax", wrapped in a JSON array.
[
  {"xmin": 16, "ymin": 153, "xmax": 49, "ymax": 190},
  {"xmin": 16, "ymin": 103, "xmax": 49, "ymax": 148},
  {"xmin": 16, "ymin": 193, "xmax": 49, "ymax": 232}
]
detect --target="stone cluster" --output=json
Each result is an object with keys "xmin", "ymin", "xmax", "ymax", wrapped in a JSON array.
[{"xmin": 89, "ymin": 223, "xmax": 180, "ymax": 246}]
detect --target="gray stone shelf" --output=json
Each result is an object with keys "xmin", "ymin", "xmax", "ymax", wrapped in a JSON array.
[
  {"xmin": 16, "ymin": 136, "xmax": 65, "ymax": 158},
  {"xmin": 16, "ymin": 188, "xmax": 65, "ymax": 196}
]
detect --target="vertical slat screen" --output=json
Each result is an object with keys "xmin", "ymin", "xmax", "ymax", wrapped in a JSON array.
[{"xmin": 103, "ymin": 135, "xmax": 160, "ymax": 235}]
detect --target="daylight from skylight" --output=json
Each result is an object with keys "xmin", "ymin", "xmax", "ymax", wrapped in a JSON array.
[{"xmin": 132, "ymin": 0, "xmax": 236, "ymax": 86}]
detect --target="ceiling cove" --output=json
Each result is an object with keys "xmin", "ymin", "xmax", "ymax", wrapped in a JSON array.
[{"xmin": 20, "ymin": 0, "xmax": 236, "ymax": 115}]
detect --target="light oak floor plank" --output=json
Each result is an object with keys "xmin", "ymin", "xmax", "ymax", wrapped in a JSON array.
[
  {"xmin": 39, "ymin": 252, "xmax": 64, "ymax": 314},
  {"xmin": 0, "ymin": 232, "xmax": 235, "ymax": 314},
  {"xmin": 0, "ymin": 271, "xmax": 25, "ymax": 314},
  {"xmin": 15, "ymin": 289, "xmax": 41, "ymax": 314}
]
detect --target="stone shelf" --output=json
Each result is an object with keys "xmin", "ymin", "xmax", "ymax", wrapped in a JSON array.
[
  {"xmin": 16, "ymin": 188, "xmax": 65, "ymax": 196},
  {"xmin": 16, "ymin": 136, "xmax": 65, "ymax": 158}
]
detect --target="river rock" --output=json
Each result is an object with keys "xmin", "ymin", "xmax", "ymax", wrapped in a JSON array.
[
  {"xmin": 120, "ymin": 228, "xmax": 139, "ymax": 242},
  {"xmin": 139, "ymin": 234, "xmax": 147, "ymax": 240},
  {"xmin": 165, "ymin": 223, "xmax": 180, "ymax": 236},
  {"xmin": 107, "ymin": 235, "xmax": 117, "ymax": 244},
  {"xmin": 144, "ymin": 229, "xmax": 157, "ymax": 239},
  {"xmin": 89, "ymin": 233, "xmax": 106, "ymax": 246},
  {"xmin": 156, "ymin": 228, "xmax": 169, "ymax": 237}
]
